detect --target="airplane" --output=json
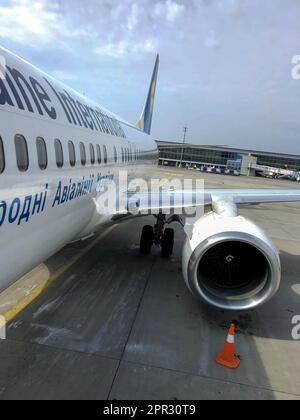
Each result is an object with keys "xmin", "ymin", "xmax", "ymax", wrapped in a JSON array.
[{"xmin": 0, "ymin": 45, "xmax": 300, "ymax": 312}]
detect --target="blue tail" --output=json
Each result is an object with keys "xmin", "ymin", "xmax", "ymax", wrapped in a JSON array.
[{"xmin": 137, "ymin": 54, "xmax": 159, "ymax": 135}]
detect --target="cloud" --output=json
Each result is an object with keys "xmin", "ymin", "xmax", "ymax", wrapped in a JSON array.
[
  {"xmin": 166, "ymin": 0, "xmax": 185, "ymax": 22},
  {"xmin": 204, "ymin": 29, "xmax": 220, "ymax": 48},
  {"xmin": 0, "ymin": 0, "xmax": 54, "ymax": 46},
  {"xmin": 95, "ymin": 39, "xmax": 157, "ymax": 58},
  {"xmin": 0, "ymin": 0, "xmax": 96, "ymax": 49},
  {"xmin": 127, "ymin": 3, "xmax": 139, "ymax": 31},
  {"xmin": 152, "ymin": 0, "xmax": 185, "ymax": 22},
  {"xmin": 0, "ymin": 0, "xmax": 183, "ymax": 58},
  {"xmin": 216, "ymin": 0, "xmax": 242, "ymax": 15}
]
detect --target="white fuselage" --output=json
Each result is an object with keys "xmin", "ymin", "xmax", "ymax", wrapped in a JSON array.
[{"xmin": 0, "ymin": 47, "xmax": 158, "ymax": 291}]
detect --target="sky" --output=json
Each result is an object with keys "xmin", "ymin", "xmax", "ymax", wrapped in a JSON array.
[{"xmin": 0, "ymin": 0, "xmax": 300, "ymax": 154}]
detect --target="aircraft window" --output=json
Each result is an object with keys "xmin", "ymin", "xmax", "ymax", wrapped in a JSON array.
[
  {"xmin": 96, "ymin": 144, "xmax": 101, "ymax": 164},
  {"xmin": 54, "ymin": 139, "xmax": 64, "ymax": 168},
  {"xmin": 80, "ymin": 142, "xmax": 86, "ymax": 166},
  {"xmin": 68, "ymin": 141, "xmax": 76, "ymax": 167},
  {"xmin": 103, "ymin": 145, "xmax": 107, "ymax": 164},
  {"xmin": 36, "ymin": 137, "xmax": 47, "ymax": 170},
  {"xmin": 15, "ymin": 134, "xmax": 29, "ymax": 172},
  {"xmin": 0, "ymin": 137, "xmax": 5, "ymax": 174},
  {"xmin": 90, "ymin": 143, "xmax": 95, "ymax": 165},
  {"xmin": 113, "ymin": 146, "xmax": 117, "ymax": 163}
]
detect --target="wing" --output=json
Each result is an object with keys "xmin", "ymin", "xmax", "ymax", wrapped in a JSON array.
[
  {"xmin": 122, "ymin": 188, "xmax": 300, "ymax": 215},
  {"xmin": 206, "ymin": 189, "xmax": 300, "ymax": 205}
]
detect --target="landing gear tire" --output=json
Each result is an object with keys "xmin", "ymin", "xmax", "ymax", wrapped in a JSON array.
[
  {"xmin": 161, "ymin": 228, "xmax": 174, "ymax": 258},
  {"xmin": 140, "ymin": 225, "xmax": 154, "ymax": 255}
]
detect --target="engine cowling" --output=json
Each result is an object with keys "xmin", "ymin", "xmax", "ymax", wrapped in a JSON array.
[{"xmin": 182, "ymin": 211, "xmax": 281, "ymax": 310}]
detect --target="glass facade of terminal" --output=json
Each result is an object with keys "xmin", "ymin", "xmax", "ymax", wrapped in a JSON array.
[
  {"xmin": 159, "ymin": 147, "xmax": 236, "ymax": 166},
  {"xmin": 158, "ymin": 146, "xmax": 300, "ymax": 171},
  {"xmin": 254, "ymin": 155, "xmax": 300, "ymax": 171}
]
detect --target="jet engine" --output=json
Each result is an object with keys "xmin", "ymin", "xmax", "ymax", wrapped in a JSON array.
[{"xmin": 182, "ymin": 210, "xmax": 281, "ymax": 311}]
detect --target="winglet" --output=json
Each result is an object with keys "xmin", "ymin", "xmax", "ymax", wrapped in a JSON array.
[{"xmin": 137, "ymin": 54, "xmax": 159, "ymax": 135}]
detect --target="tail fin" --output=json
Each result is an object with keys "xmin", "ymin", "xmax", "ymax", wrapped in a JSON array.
[{"xmin": 137, "ymin": 54, "xmax": 159, "ymax": 135}]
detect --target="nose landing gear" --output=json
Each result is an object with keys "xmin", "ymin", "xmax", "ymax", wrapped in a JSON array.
[{"xmin": 140, "ymin": 214, "xmax": 181, "ymax": 258}]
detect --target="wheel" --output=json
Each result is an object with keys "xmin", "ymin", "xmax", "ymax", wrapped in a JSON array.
[
  {"xmin": 161, "ymin": 228, "xmax": 174, "ymax": 258},
  {"xmin": 140, "ymin": 225, "xmax": 154, "ymax": 255}
]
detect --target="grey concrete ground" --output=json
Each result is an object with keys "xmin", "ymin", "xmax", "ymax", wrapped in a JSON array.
[{"xmin": 0, "ymin": 169, "xmax": 300, "ymax": 400}]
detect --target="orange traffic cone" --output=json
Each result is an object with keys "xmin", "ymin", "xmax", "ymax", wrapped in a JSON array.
[{"xmin": 215, "ymin": 324, "xmax": 240, "ymax": 369}]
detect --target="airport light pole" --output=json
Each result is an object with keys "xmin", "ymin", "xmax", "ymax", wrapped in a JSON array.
[{"xmin": 179, "ymin": 126, "xmax": 188, "ymax": 167}]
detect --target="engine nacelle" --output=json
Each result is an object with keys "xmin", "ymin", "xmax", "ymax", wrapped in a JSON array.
[{"xmin": 182, "ymin": 212, "xmax": 281, "ymax": 310}]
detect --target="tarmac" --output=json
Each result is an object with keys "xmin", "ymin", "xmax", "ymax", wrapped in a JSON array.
[{"xmin": 0, "ymin": 167, "xmax": 300, "ymax": 400}]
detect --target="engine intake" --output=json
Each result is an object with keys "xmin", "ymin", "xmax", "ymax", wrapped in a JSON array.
[{"xmin": 182, "ymin": 212, "xmax": 281, "ymax": 310}]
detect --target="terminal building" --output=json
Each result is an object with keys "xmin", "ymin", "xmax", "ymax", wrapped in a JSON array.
[{"xmin": 157, "ymin": 141, "xmax": 300, "ymax": 178}]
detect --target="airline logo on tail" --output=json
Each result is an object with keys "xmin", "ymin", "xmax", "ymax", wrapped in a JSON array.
[{"xmin": 137, "ymin": 54, "xmax": 159, "ymax": 135}]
